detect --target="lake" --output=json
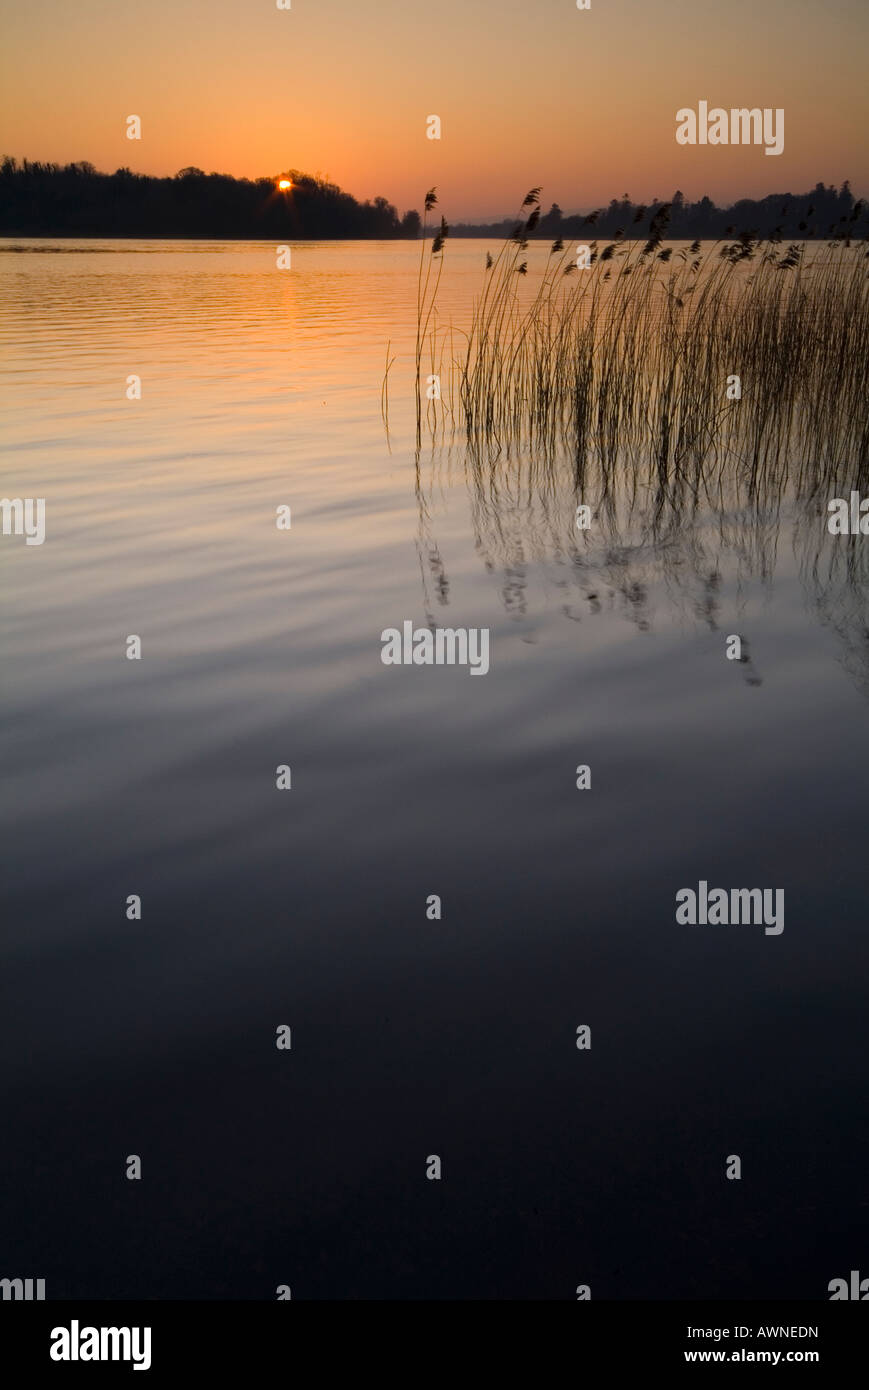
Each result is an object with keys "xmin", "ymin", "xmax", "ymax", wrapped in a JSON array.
[{"xmin": 1, "ymin": 238, "xmax": 867, "ymax": 1299}]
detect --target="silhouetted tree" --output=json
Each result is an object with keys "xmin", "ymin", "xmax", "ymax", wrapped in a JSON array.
[
  {"xmin": 446, "ymin": 182, "xmax": 866, "ymax": 241},
  {"xmin": 0, "ymin": 158, "xmax": 420, "ymax": 238},
  {"xmin": 401, "ymin": 209, "xmax": 422, "ymax": 237}
]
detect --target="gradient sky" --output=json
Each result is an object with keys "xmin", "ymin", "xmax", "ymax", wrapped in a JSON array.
[{"xmin": 1, "ymin": 0, "xmax": 866, "ymax": 220}]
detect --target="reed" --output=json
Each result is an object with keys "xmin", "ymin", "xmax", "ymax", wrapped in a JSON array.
[{"xmin": 407, "ymin": 190, "xmax": 869, "ymax": 483}]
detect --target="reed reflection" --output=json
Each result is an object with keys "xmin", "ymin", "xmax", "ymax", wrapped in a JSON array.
[{"xmin": 413, "ymin": 431, "xmax": 869, "ymax": 693}]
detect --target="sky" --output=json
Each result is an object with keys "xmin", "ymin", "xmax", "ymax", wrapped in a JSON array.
[{"xmin": 0, "ymin": 0, "xmax": 866, "ymax": 220}]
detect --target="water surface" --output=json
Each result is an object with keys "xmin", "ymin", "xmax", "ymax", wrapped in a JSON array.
[{"xmin": 1, "ymin": 239, "xmax": 867, "ymax": 1299}]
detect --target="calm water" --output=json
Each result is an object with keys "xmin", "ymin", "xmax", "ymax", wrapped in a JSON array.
[{"xmin": 1, "ymin": 239, "xmax": 867, "ymax": 1299}]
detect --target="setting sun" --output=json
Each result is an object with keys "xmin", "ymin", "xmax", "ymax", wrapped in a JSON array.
[{"xmin": 278, "ymin": 179, "xmax": 292, "ymax": 190}]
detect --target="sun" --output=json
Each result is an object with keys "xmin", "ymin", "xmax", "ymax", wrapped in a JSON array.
[{"xmin": 278, "ymin": 179, "xmax": 292, "ymax": 190}]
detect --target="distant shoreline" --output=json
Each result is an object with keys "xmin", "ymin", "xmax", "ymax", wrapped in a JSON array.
[{"xmin": 1, "ymin": 160, "xmax": 864, "ymax": 243}]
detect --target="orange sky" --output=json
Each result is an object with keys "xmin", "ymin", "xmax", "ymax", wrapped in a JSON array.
[{"xmin": 0, "ymin": 0, "xmax": 865, "ymax": 220}]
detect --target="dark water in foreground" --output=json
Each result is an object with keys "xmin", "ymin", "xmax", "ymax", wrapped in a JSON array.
[{"xmin": 1, "ymin": 240, "xmax": 867, "ymax": 1299}]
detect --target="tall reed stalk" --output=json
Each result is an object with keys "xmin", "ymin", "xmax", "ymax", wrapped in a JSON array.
[{"xmin": 406, "ymin": 189, "xmax": 869, "ymax": 482}]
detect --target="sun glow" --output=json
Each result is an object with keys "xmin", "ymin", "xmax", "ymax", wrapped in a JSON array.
[{"xmin": 278, "ymin": 179, "xmax": 292, "ymax": 190}]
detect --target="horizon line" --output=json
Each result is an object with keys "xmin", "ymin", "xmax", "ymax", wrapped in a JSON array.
[{"xmin": 3, "ymin": 155, "xmax": 864, "ymax": 226}]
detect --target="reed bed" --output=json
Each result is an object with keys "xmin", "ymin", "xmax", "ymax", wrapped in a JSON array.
[{"xmin": 407, "ymin": 189, "xmax": 869, "ymax": 497}]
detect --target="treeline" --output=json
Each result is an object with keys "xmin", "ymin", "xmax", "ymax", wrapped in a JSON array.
[
  {"xmin": 0, "ymin": 158, "xmax": 423, "ymax": 238},
  {"xmin": 449, "ymin": 182, "xmax": 864, "ymax": 241},
  {"xmin": 1, "ymin": 160, "xmax": 863, "ymax": 242}
]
